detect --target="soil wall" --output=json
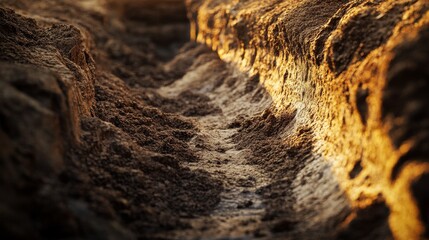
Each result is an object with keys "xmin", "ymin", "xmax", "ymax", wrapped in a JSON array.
[{"xmin": 187, "ymin": 0, "xmax": 429, "ymax": 239}]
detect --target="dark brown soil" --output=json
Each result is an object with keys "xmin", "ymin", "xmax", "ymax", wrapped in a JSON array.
[
  {"xmin": 0, "ymin": 0, "xmax": 428, "ymax": 239},
  {"xmin": 0, "ymin": 1, "xmax": 222, "ymax": 239}
]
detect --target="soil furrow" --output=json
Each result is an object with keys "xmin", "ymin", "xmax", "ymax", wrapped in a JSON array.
[
  {"xmin": 1, "ymin": 1, "xmax": 428, "ymax": 239},
  {"xmin": 155, "ymin": 55, "xmax": 273, "ymax": 238}
]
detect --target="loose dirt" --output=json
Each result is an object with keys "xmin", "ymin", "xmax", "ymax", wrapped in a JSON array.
[
  {"xmin": 153, "ymin": 50, "xmax": 273, "ymax": 238},
  {"xmin": 1, "ymin": 0, "xmax": 427, "ymax": 239}
]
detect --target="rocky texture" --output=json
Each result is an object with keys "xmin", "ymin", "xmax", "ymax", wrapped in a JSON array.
[{"xmin": 187, "ymin": 0, "xmax": 429, "ymax": 239}]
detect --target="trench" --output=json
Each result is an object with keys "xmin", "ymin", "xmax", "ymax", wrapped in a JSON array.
[
  {"xmin": 146, "ymin": 39, "xmax": 357, "ymax": 239},
  {"xmin": 1, "ymin": 0, "xmax": 428, "ymax": 240},
  {"xmin": 0, "ymin": 1, "xmax": 360, "ymax": 239},
  {"xmin": 139, "ymin": 39, "xmax": 353, "ymax": 239},
  {"xmin": 155, "ymin": 56, "xmax": 273, "ymax": 239}
]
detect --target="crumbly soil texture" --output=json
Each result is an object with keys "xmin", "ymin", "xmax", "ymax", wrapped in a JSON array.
[{"xmin": 0, "ymin": 0, "xmax": 425, "ymax": 240}]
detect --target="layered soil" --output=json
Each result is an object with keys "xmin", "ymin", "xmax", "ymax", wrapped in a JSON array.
[{"xmin": 0, "ymin": 0, "xmax": 428, "ymax": 240}]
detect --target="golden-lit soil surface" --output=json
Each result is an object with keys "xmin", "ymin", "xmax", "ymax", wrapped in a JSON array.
[
  {"xmin": 0, "ymin": 0, "xmax": 428, "ymax": 239},
  {"xmin": 188, "ymin": 0, "xmax": 429, "ymax": 239}
]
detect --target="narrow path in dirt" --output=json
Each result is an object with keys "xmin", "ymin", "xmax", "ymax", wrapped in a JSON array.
[
  {"xmin": 180, "ymin": 115, "xmax": 269, "ymax": 238},
  {"xmin": 154, "ymin": 55, "xmax": 274, "ymax": 239}
]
